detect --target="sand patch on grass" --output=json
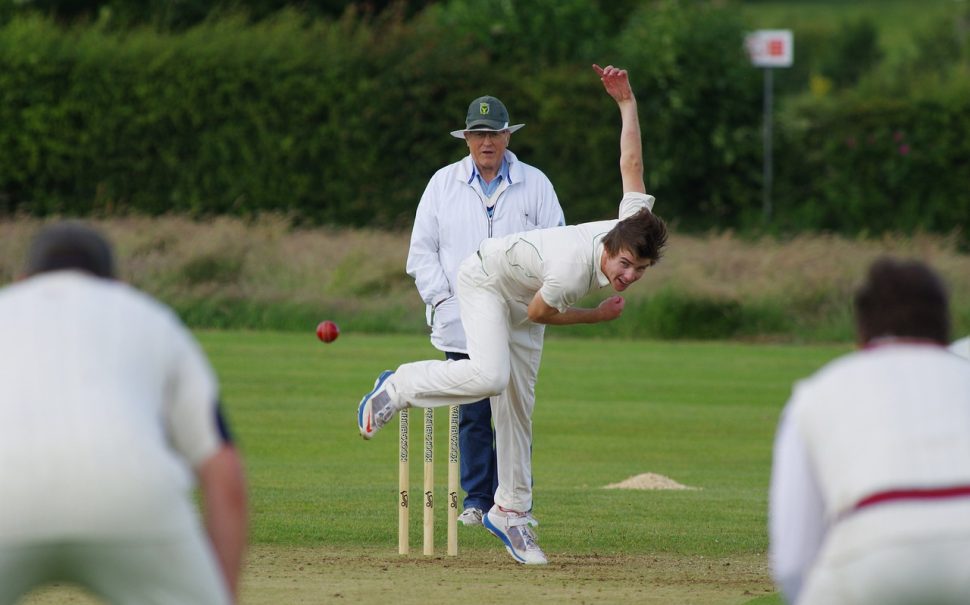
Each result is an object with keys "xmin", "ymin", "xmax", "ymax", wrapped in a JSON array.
[{"xmin": 604, "ymin": 473, "xmax": 700, "ymax": 491}]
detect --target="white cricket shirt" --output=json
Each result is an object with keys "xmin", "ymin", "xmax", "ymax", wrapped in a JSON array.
[
  {"xmin": 0, "ymin": 271, "xmax": 224, "ymax": 542},
  {"xmin": 407, "ymin": 150, "xmax": 564, "ymax": 352},
  {"xmin": 770, "ymin": 343, "xmax": 970, "ymax": 602},
  {"xmin": 477, "ymin": 191, "xmax": 654, "ymax": 310}
]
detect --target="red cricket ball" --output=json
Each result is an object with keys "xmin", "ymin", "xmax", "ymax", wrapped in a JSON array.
[{"xmin": 316, "ymin": 320, "xmax": 340, "ymax": 343}]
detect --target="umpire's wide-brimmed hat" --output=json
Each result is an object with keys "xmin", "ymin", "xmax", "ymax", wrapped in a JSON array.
[{"xmin": 450, "ymin": 95, "xmax": 525, "ymax": 139}]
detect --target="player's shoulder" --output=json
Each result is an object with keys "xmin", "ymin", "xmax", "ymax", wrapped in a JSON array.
[
  {"xmin": 800, "ymin": 345, "xmax": 951, "ymax": 392},
  {"xmin": 801, "ymin": 350, "xmax": 868, "ymax": 385},
  {"xmin": 101, "ymin": 279, "xmax": 186, "ymax": 330},
  {"xmin": 785, "ymin": 352, "xmax": 862, "ymax": 414},
  {"xmin": 949, "ymin": 336, "xmax": 970, "ymax": 361},
  {"xmin": 619, "ymin": 191, "xmax": 656, "ymax": 216}
]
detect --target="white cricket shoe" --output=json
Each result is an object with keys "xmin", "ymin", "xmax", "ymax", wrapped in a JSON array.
[
  {"xmin": 483, "ymin": 506, "xmax": 548, "ymax": 565},
  {"xmin": 458, "ymin": 507, "xmax": 484, "ymax": 527},
  {"xmin": 357, "ymin": 370, "xmax": 401, "ymax": 440}
]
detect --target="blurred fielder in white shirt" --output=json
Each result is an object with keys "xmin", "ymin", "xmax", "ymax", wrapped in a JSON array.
[
  {"xmin": 0, "ymin": 222, "xmax": 247, "ymax": 604},
  {"xmin": 770, "ymin": 257, "xmax": 970, "ymax": 605}
]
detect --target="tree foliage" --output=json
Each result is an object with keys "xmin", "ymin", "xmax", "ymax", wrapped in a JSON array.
[{"xmin": 0, "ymin": 1, "xmax": 968, "ymax": 241}]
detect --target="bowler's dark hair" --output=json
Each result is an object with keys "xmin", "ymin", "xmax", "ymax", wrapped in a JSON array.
[
  {"xmin": 25, "ymin": 222, "xmax": 116, "ymax": 279},
  {"xmin": 853, "ymin": 256, "xmax": 949, "ymax": 345},
  {"xmin": 602, "ymin": 209, "xmax": 668, "ymax": 263}
]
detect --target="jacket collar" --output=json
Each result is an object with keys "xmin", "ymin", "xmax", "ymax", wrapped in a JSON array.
[{"xmin": 458, "ymin": 150, "xmax": 522, "ymax": 184}]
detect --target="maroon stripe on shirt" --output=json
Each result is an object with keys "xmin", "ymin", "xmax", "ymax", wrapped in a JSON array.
[{"xmin": 855, "ymin": 486, "xmax": 970, "ymax": 511}]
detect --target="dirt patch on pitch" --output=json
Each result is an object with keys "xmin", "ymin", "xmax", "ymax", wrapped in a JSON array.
[
  {"xmin": 604, "ymin": 472, "xmax": 700, "ymax": 491},
  {"xmin": 240, "ymin": 546, "xmax": 773, "ymax": 605},
  {"xmin": 22, "ymin": 545, "xmax": 775, "ymax": 605}
]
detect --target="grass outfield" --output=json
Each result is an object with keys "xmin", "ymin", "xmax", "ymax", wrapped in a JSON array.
[
  {"xmin": 224, "ymin": 331, "xmax": 846, "ymax": 603},
  {"xmin": 24, "ymin": 331, "xmax": 849, "ymax": 604}
]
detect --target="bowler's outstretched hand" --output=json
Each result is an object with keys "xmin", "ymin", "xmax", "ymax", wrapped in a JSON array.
[
  {"xmin": 598, "ymin": 295, "xmax": 626, "ymax": 321},
  {"xmin": 593, "ymin": 64, "xmax": 633, "ymax": 104}
]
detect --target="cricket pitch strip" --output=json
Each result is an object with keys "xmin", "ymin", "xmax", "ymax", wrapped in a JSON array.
[{"xmin": 22, "ymin": 545, "xmax": 777, "ymax": 604}]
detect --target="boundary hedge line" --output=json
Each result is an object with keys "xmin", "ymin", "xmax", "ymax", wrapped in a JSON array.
[{"xmin": 0, "ymin": 2, "xmax": 967, "ymax": 239}]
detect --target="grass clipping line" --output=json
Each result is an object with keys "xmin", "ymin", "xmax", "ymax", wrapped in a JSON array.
[{"xmin": 604, "ymin": 473, "xmax": 700, "ymax": 491}]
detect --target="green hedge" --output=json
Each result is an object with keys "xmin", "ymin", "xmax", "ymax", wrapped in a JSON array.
[
  {"xmin": 775, "ymin": 96, "xmax": 970, "ymax": 235},
  {"xmin": 0, "ymin": 13, "xmax": 417, "ymax": 223},
  {"xmin": 0, "ymin": 4, "xmax": 765, "ymax": 227},
  {"xmin": 0, "ymin": 2, "xmax": 968, "ymax": 239}
]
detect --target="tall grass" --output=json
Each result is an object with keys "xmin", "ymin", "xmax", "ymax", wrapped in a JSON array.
[{"xmin": 2, "ymin": 215, "xmax": 969, "ymax": 342}]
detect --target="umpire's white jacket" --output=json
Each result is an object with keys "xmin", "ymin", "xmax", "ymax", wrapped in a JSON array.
[{"xmin": 407, "ymin": 150, "xmax": 564, "ymax": 354}]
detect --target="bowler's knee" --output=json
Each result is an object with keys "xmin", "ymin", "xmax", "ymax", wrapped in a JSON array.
[{"xmin": 472, "ymin": 366, "xmax": 508, "ymax": 397}]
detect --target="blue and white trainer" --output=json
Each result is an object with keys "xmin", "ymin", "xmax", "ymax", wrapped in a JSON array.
[
  {"xmin": 483, "ymin": 505, "xmax": 548, "ymax": 565},
  {"xmin": 357, "ymin": 370, "xmax": 401, "ymax": 440}
]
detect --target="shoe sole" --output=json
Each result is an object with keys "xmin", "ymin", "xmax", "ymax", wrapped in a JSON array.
[
  {"xmin": 357, "ymin": 370, "xmax": 393, "ymax": 440},
  {"xmin": 483, "ymin": 514, "xmax": 546, "ymax": 565}
]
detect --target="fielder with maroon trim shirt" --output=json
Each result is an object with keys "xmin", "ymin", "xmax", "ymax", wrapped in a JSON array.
[{"xmin": 770, "ymin": 257, "xmax": 970, "ymax": 605}]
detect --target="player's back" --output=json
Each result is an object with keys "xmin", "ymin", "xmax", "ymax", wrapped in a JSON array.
[{"xmin": 0, "ymin": 271, "xmax": 202, "ymax": 541}]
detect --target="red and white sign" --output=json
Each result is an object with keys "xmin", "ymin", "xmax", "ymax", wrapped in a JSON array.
[{"xmin": 745, "ymin": 30, "xmax": 793, "ymax": 68}]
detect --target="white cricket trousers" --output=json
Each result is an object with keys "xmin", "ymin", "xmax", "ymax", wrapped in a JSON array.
[
  {"xmin": 390, "ymin": 254, "xmax": 545, "ymax": 512},
  {"xmin": 798, "ymin": 538, "xmax": 970, "ymax": 605},
  {"xmin": 0, "ymin": 532, "xmax": 230, "ymax": 605},
  {"xmin": 797, "ymin": 501, "xmax": 970, "ymax": 605}
]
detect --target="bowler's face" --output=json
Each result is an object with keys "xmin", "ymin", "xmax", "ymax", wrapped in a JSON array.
[
  {"xmin": 601, "ymin": 248, "xmax": 652, "ymax": 292},
  {"xmin": 465, "ymin": 130, "xmax": 510, "ymax": 176}
]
